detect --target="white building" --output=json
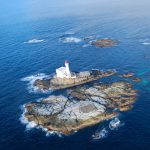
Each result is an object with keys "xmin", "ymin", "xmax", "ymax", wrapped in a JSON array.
[{"xmin": 56, "ymin": 61, "xmax": 72, "ymax": 78}]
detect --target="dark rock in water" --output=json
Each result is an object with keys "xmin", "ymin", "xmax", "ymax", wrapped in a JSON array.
[
  {"xmin": 34, "ymin": 79, "xmax": 50, "ymax": 90},
  {"xmin": 33, "ymin": 69, "xmax": 115, "ymax": 90},
  {"xmin": 119, "ymin": 73, "xmax": 141, "ymax": 82},
  {"xmin": 24, "ymin": 81, "xmax": 137, "ymax": 135},
  {"xmin": 121, "ymin": 73, "xmax": 134, "ymax": 78},
  {"xmin": 91, "ymin": 39, "xmax": 118, "ymax": 48},
  {"xmin": 131, "ymin": 77, "xmax": 141, "ymax": 82}
]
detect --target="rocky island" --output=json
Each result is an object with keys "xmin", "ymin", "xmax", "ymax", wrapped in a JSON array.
[
  {"xmin": 34, "ymin": 61, "xmax": 115, "ymax": 90},
  {"xmin": 24, "ymin": 81, "xmax": 137, "ymax": 135},
  {"xmin": 91, "ymin": 39, "xmax": 118, "ymax": 48}
]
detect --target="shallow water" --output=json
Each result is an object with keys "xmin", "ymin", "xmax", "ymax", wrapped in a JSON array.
[{"xmin": 0, "ymin": 2, "xmax": 150, "ymax": 150}]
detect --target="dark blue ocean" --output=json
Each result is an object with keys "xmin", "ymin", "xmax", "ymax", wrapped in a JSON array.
[{"xmin": 0, "ymin": 1, "xmax": 150, "ymax": 149}]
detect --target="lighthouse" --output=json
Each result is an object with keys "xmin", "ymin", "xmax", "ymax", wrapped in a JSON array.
[
  {"xmin": 56, "ymin": 60, "xmax": 72, "ymax": 78},
  {"xmin": 65, "ymin": 60, "xmax": 71, "ymax": 78}
]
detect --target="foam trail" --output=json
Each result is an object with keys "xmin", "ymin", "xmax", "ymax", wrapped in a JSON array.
[
  {"xmin": 21, "ymin": 73, "xmax": 51, "ymax": 93},
  {"xmin": 24, "ymin": 39, "xmax": 44, "ymax": 44}
]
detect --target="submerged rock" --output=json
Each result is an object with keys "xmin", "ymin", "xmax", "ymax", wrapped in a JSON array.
[
  {"xmin": 24, "ymin": 81, "xmax": 137, "ymax": 135},
  {"xmin": 91, "ymin": 39, "xmax": 118, "ymax": 48},
  {"xmin": 34, "ymin": 69, "xmax": 115, "ymax": 90},
  {"xmin": 121, "ymin": 73, "xmax": 134, "ymax": 78},
  {"xmin": 120, "ymin": 73, "xmax": 141, "ymax": 82}
]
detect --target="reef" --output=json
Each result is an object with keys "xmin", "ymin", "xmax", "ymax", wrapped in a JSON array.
[
  {"xmin": 24, "ymin": 81, "xmax": 137, "ymax": 135},
  {"xmin": 34, "ymin": 69, "xmax": 115, "ymax": 90},
  {"xmin": 91, "ymin": 39, "xmax": 118, "ymax": 48},
  {"xmin": 120, "ymin": 73, "xmax": 141, "ymax": 82}
]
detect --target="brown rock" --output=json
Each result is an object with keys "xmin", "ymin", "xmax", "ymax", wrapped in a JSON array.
[{"xmin": 91, "ymin": 39, "xmax": 118, "ymax": 48}]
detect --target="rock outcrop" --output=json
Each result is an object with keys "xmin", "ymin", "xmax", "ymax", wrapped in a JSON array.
[
  {"xmin": 91, "ymin": 39, "xmax": 118, "ymax": 48},
  {"xmin": 34, "ymin": 69, "xmax": 115, "ymax": 90},
  {"xmin": 120, "ymin": 73, "xmax": 141, "ymax": 82},
  {"xmin": 24, "ymin": 81, "xmax": 137, "ymax": 135}
]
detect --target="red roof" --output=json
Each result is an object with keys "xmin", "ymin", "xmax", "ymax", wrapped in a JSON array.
[{"xmin": 65, "ymin": 60, "xmax": 69, "ymax": 64}]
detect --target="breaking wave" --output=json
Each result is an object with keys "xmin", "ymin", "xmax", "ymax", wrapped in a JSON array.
[
  {"xmin": 20, "ymin": 105, "xmax": 63, "ymax": 137},
  {"xmin": 24, "ymin": 39, "xmax": 44, "ymax": 44},
  {"xmin": 19, "ymin": 105, "xmax": 38, "ymax": 130},
  {"xmin": 60, "ymin": 37, "xmax": 82, "ymax": 43},
  {"xmin": 21, "ymin": 73, "xmax": 51, "ymax": 93}
]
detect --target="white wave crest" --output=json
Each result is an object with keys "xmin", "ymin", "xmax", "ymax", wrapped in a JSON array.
[
  {"xmin": 60, "ymin": 37, "xmax": 82, "ymax": 43},
  {"xmin": 82, "ymin": 44, "xmax": 91, "ymax": 48},
  {"xmin": 142, "ymin": 42, "xmax": 150, "ymax": 45},
  {"xmin": 24, "ymin": 39, "xmax": 44, "ymax": 44},
  {"xmin": 21, "ymin": 73, "xmax": 51, "ymax": 93},
  {"xmin": 64, "ymin": 31, "xmax": 75, "ymax": 35}
]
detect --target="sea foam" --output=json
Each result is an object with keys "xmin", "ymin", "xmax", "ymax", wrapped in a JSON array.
[
  {"xmin": 142, "ymin": 42, "xmax": 150, "ymax": 45},
  {"xmin": 20, "ymin": 105, "xmax": 63, "ymax": 137},
  {"xmin": 24, "ymin": 39, "xmax": 44, "ymax": 44},
  {"xmin": 20, "ymin": 105, "xmax": 37, "ymax": 130},
  {"xmin": 109, "ymin": 117, "xmax": 124, "ymax": 130},
  {"xmin": 60, "ymin": 37, "xmax": 82, "ymax": 43},
  {"xmin": 21, "ymin": 73, "xmax": 51, "ymax": 93}
]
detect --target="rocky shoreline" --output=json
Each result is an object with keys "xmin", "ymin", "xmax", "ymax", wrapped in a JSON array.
[{"xmin": 24, "ymin": 81, "xmax": 137, "ymax": 135}]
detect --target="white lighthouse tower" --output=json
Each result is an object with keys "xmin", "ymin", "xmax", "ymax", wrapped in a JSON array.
[
  {"xmin": 56, "ymin": 60, "xmax": 72, "ymax": 78},
  {"xmin": 64, "ymin": 60, "xmax": 71, "ymax": 78}
]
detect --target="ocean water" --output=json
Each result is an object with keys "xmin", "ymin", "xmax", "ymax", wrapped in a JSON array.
[{"xmin": 0, "ymin": 2, "xmax": 150, "ymax": 150}]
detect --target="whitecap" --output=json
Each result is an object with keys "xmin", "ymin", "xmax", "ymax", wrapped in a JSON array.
[
  {"xmin": 82, "ymin": 44, "xmax": 91, "ymax": 48},
  {"xmin": 60, "ymin": 37, "xmax": 82, "ymax": 43},
  {"xmin": 24, "ymin": 39, "xmax": 44, "ymax": 44},
  {"xmin": 64, "ymin": 31, "xmax": 75, "ymax": 35},
  {"xmin": 21, "ymin": 73, "xmax": 51, "ymax": 93},
  {"xmin": 142, "ymin": 42, "xmax": 150, "ymax": 45}
]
